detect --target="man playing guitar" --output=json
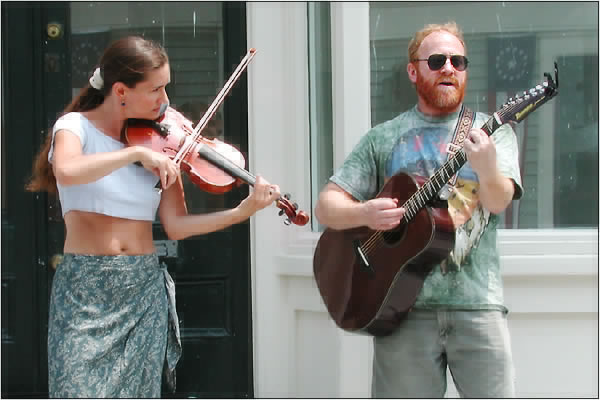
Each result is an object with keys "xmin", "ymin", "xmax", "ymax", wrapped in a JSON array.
[{"xmin": 315, "ymin": 22, "xmax": 522, "ymax": 398}]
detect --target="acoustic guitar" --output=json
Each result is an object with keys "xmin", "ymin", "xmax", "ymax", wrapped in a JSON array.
[{"xmin": 313, "ymin": 64, "xmax": 559, "ymax": 336}]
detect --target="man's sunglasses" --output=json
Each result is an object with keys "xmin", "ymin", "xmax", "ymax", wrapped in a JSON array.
[{"xmin": 413, "ymin": 54, "xmax": 469, "ymax": 71}]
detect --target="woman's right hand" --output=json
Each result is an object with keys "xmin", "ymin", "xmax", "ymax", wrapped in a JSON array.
[{"xmin": 138, "ymin": 147, "xmax": 180, "ymax": 189}]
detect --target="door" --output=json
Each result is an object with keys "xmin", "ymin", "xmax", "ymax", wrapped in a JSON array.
[
  {"xmin": 1, "ymin": 2, "xmax": 254, "ymax": 397},
  {"xmin": 1, "ymin": 3, "xmax": 49, "ymax": 396}
]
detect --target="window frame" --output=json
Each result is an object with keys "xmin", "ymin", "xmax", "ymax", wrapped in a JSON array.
[{"xmin": 290, "ymin": 1, "xmax": 598, "ymax": 270}]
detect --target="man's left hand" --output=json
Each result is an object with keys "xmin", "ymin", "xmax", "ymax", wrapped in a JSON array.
[{"xmin": 463, "ymin": 128, "xmax": 497, "ymax": 180}]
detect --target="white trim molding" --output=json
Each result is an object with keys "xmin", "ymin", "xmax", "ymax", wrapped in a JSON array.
[
  {"xmin": 247, "ymin": 2, "xmax": 599, "ymax": 398},
  {"xmin": 330, "ymin": 1, "xmax": 372, "ymax": 170}
]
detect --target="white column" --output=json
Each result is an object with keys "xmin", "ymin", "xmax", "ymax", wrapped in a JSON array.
[
  {"xmin": 330, "ymin": 2, "xmax": 374, "ymax": 397},
  {"xmin": 246, "ymin": 2, "xmax": 310, "ymax": 397},
  {"xmin": 331, "ymin": 2, "xmax": 372, "ymax": 168}
]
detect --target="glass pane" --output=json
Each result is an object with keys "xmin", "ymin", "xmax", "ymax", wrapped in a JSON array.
[
  {"xmin": 307, "ymin": 2, "xmax": 334, "ymax": 232},
  {"xmin": 369, "ymin": 1, "xmax": 598, "ymax": 229},
  {"xmin": 69, "ymin": 1, "xmax": 225, "ymax": 216},
  {"xmin": 554, "ymin": 55, "xmax": 598, "ymax": 227}
]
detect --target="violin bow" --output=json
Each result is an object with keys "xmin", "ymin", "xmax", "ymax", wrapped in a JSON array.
[
  {"xmin": 172, "ymin": 48, "xmax": 257, "ymax": 165},
  {"xmin": 162, "ymin": 49, "xmax": 308, "ymax": 226}
]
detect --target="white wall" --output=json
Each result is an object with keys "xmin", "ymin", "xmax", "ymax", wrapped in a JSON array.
[{"xmin": 247, "ymin": 2, "xmax": 599, "ymax": 398}]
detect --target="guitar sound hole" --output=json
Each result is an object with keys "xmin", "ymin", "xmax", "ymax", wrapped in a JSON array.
[{"xmin": 382, "ymin": 221, "xmax": 407, "ymax": 246}]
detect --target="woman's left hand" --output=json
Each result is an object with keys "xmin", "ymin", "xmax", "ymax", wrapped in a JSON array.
[{"xmin": 237, "ymin": 175, "xmax": 281, "ymax": 218}]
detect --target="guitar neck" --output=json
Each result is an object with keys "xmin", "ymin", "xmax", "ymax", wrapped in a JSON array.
[
  {"xmin": 401, "ymin": 65, "xmax": 559, "ymax": 222},
  {"xmin": 401, "ymin": 112, "xmax": 502, "ymax": 221}
]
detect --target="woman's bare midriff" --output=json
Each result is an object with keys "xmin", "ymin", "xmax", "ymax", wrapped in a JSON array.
[{"xmin": 63, "ymin": 211, "xmax": 156, "ymax": 255}]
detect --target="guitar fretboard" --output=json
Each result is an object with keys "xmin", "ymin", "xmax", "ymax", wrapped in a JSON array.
[{"xmin": 401, "ymin": 111, "xmax": 504, "ymax": 222}]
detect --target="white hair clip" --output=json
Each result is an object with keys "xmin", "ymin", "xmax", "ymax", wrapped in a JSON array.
[{"xmin": 89, "ymin": 67, "xmax": 104, "ymax": 90}]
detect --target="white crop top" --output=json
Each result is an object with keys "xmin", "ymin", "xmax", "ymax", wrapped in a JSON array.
[{"xmin": 48, "ymin": 112, "xmax": 161, "ymax": 221}]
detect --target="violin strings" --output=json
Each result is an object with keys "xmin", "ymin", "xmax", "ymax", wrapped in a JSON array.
[
  {"xmin": 197, "ymin": 143, "xmax": 256, "ymax": 186},
  {"xmin": 175, "ymin": 49, "xmax": 257, "ymax": 165}
]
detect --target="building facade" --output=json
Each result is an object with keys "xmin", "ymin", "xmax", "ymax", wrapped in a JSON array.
[{"xmin": 1, "ymin": 1, "xmax": 598, "ymax": 398}]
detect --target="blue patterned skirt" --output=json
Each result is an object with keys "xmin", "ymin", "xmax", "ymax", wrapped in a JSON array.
[{"xmin": 48, "ymin": 253, "xmax": 182, "ymax": 398}]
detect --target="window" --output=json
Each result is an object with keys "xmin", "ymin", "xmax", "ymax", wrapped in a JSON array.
[
  {"xmin": 369, "ymin": 1, "xmax": 598, "ymax": 229},
  {"xmin": 307, "ymin": 2, "xmax": 333, "ymax": 232}
]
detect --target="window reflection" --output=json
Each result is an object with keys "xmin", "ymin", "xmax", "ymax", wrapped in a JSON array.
[
  {"xmin": 308, "ymin": 2, "xmax": 334, "ymax": 232},
  {"xmin": 369, "ymin": 1, "xmax": 598, "ymax": 229}
]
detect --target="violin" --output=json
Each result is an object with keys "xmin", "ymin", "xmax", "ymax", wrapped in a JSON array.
[{"xmin": 124, "ymin": 50, "xmax": 309, "ymax": 227}]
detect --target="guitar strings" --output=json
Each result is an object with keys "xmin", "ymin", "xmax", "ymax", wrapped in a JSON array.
[{"xmin": 358, "ymin": 93, "xmax": 538, "ymax": 256}]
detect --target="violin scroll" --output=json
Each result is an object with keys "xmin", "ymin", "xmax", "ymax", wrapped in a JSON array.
[{"xmin": 276, "ymin": 194, "xmax": 309, "ymax": 226}]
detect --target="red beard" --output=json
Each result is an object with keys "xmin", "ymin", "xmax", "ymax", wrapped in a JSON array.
[{"xmin": 416, "ymin": 71, "xmax": 466, "ymax": 113}]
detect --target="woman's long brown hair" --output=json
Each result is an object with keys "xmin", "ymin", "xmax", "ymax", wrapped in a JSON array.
[{"xmin": 25, "ymin": 36, "xmax": 168, "ymax": 193}]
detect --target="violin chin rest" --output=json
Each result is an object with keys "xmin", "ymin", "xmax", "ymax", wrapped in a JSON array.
[{"xmin": 159, "ymin": 103, "xmax": 169, "ymax": 116}]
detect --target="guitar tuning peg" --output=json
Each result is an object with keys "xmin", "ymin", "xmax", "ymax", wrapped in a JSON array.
[
  {"xmin": 284, "ymin": 218, "xmax": 291, "ymax": 226},
  {"xmin": 278, "ymin": 209, "xmax": 285, "ymax": 216},
  {"xmin": 283, "ymin": 193, "xmax": 291, "ymax": 200}
]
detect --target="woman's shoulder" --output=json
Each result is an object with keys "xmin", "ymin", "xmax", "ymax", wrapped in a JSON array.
[
  {"xmin": 56, "ymin": 111, "xmax": 85, "ymax": 123},
  {"xmin": 52, "ymin": 112, "xmax": 92, "ymax": 145},
  {"xmin": 54, "ymin": 112, "xmax": 86, "ymax": 131}
]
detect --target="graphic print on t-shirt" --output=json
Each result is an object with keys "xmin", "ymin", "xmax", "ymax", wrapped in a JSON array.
[{"xmin": 385, "ymin": 126, "xmax": 491, "ymax": 268}]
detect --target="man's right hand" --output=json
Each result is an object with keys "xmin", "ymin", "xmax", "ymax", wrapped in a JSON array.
[{"xmin": 361, "ymin": 197, "xmax": 406, "ymax": 231}]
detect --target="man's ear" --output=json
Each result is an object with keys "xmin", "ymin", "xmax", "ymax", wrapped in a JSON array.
[{"xmin": 407, "ymin": 62, "xmax": 417, "ymax": 84}]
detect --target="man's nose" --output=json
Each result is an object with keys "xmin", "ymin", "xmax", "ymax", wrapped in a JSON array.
[{"xmin": 440, "ymin": 57, "xmax": 454, "ymax": 73}]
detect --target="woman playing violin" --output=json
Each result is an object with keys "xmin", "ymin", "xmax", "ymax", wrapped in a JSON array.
[{"xmin": 26, "ymin": 36, "xmax": 280, "ymax": 398}]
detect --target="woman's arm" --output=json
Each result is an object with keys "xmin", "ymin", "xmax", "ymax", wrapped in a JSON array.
[
  {"xmin": 158, "ymin": 175, "xmax": 280, "ymax": 240},
  {"xmin": 52, "ymin": 129, "xmax": 179, "ymax": 188}
]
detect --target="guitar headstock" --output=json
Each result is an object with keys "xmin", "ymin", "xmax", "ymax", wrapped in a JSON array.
[
  {"xmin": 276, "ymin": 194, "xmax": 309, "ymax": 226},
  {"xmin": 498, "ymin": 62, "xmax": 559, "ymax": 125}
]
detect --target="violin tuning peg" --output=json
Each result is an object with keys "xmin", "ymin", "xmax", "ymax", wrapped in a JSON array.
[
  {"xmin": 283, "ymin": 193, "xmax": 291, "ymax": 200},
  {"xmin": 278, "ymin": 210, "xmax": 285, "ymax": 216},
  {"xmin": 284, "ymin": 218, "xmax": 291, "ymax": 226},
  {"xmin": 293, "ymin": 202, "xmax": 298, "ymax": 210}
]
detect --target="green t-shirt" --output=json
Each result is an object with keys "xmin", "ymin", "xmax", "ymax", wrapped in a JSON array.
[{"xmin": 330, "ymin": 105, "xmax": 523, "ymax": 312}]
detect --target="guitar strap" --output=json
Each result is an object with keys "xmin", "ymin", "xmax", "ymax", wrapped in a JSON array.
[
  {"xmin": 439, "ymin": 105, "xmax": 475, "ymax": 275},
  {"xmin": 438, "ymin": 105, "xmax": 475, "ymax": 200}
]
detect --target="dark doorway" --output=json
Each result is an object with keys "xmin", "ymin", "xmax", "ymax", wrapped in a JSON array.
[{"xmin": 1, "ymin": 2, "xmax": 254, "ymax": 397}]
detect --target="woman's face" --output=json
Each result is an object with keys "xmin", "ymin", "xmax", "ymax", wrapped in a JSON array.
[{"xmin": 123, "ymin": 63, "xmax": 171, "ymax": 120}]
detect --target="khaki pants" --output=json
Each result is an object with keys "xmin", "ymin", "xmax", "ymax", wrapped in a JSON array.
[{"xmin": 372, "ymin": 309, "xmax": 515, "ymax": 398}]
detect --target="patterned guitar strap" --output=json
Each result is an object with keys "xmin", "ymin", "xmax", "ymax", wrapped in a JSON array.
[
  {"xmin": 438, "ymin": 105, "xmax": 475, "ymax": 201},
  {"xmin": 438, "ymin": 105, "xmax": 475, "ymax": 274}
]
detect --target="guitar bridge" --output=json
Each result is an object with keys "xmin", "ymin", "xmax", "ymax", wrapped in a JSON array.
[{"xmin": 353, "ymin": 240, "xmax": 375, "ymax": 277}]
